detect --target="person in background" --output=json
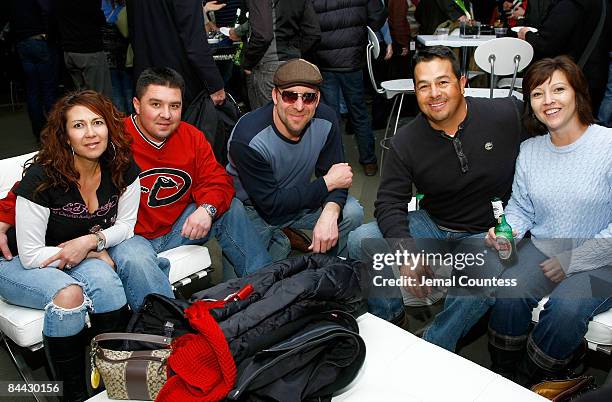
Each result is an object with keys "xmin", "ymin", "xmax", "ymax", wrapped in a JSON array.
[
  {"xmin": 101, "ymin": 0, "xmax": 133, "ymax": 114},
  {"xmin": 516, "ymin": 0, "xmax": 608, "ymax": 113},
  {"xmin": 311, "ymin": 0, "xmax": 387, "ymax": 176},
  {"xmin": 486, "ymin": 56, "xmax": 612, "ymax": 388},
  {"xmin": 237, "ymin": 0, "xmax": 320, "ymax": 110},
  {"xmin": 128, "ymin": 0, "xmax": 225, "ymax": 108},
  {"xmin": 0, "ymin": 91, "xmax": 140, "ymax": 401},
  {"xmin": 54, "ymin": 0, "xmax": 113, "ymax": 97},
  {"xmin": 415, "ymin": 0, "xmax": 472, "ymax": 35},
  {"xmin": 9, "ymin": 0, "xmax": 58, "ymax": 140}
]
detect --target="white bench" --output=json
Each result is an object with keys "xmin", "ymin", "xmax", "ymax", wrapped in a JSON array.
[
  {"xmin": 0, "ymin": 152, "xmax": 212, "ymax": 395},
  {"xmin": 88, "ymin": 313, "xmax": 547, "ymax": 402}
]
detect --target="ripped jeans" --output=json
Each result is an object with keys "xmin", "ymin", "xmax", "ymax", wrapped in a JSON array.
[{"xmin": 0, "ymin": 255, "xmax": 126, "ymax": 337}]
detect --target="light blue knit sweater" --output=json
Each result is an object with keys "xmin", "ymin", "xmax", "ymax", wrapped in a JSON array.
[{"xmin": 505, "ymin": 124, "xmax": 612, "ymax": 275}]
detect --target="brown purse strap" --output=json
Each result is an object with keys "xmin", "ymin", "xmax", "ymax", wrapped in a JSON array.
[{"xmin": 92, "ymin": 332, "xmax": 172, "ymax": 347}]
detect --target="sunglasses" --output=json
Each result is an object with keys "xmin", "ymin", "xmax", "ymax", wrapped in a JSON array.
[
  {"xmin": 452, "ymin": 137, "xmax": 469, "ymax": 173},
  {"xmin": 278, "ymin": 90, "xmax": 318, "ymax": 105}
]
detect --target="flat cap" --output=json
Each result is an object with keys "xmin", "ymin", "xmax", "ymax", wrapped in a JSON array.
[{"xmin": 273, "ymin": 59, "xmax": 323, "ymax": 89}]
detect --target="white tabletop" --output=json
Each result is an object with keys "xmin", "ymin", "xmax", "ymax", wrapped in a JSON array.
[
  {"xmin": 464, "ymin": 87, "xmax": 523, "ymax": 100},
  {"xmin": 87, "ymin": 313, "xmax": 545, "ymax": 402},
  {"xmin": 417, "ymin": 35, "xmax": 496, "ymax": 47}
]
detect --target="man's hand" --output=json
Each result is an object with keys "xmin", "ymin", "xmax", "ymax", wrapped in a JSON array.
[
  {"xmin": 399, "ymin": 262, "xmax": 435, "ymax": 299},
  {"xmin": 229, "ymin": 28, "xmax": 241, "ymax": 42},
  {"xmin": 203, "ymin": 1, "xmax": 226, "ymax": 12},
  {"xmin": 400, "ymin": 47, "xmax": 409, "ymax": 57},
  {"xmin": 384, "ymin": 43, "xmax": 393, "ymax": 60},
  {"xmin": 41, "ymin": 234, "xmax": 97, "ymax": 269},
  {"xmin": 323, "ymin": 163, "xmax": 353, "ymax": 191},
  {"xmin": 540, "ymin": 257, "xmax": 566, "ymax": 283},
  {"xmin": 517, "ymin": 27, "xmax": 530, "ymax": 40},
  {"xmin": 210, "ymin": 88, "xmax": 226, "ymax": 106},
  {"xmin": 244, "ymin": 69, "xmax": 252, "ymax": 75},
  {"xmin": 181, "ymin": 206, "xmax": 213, "ymax": 240},
  {"xmin": 87, "ymin": 250, "xmax": 116, "ymax": 270},
  {"xmin": 0, "ymin": 221, "xmax": 13, "ymax": 260},
  {"xmin": 309, "ymin": 203, "xmax": 341, "ymax": 253}
]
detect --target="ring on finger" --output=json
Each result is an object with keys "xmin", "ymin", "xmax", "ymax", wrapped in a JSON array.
[{"xmin": 65, "ymin": 263, "xmax": 73, "ymax": 269}]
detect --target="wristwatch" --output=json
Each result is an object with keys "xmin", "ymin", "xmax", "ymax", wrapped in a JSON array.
[
  {"xmin": 200, "ymin": 203, "xmax": 217, "ymax": 219},
  {"xmin": 93, "ymin": 231, "xmax": 106, "ymax": 252}
]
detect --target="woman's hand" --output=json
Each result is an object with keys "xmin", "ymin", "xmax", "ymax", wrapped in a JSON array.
[
  {"xmin": 87, "ymin": 249, "xmax": 116, "ymax": 270},
  {"xmin": 41, "ymin": 234, "xmax": 96, "ymax": 269},
  {"xmin": 540, "ymin": 257, "xmax": 566, "ymax": 283}
]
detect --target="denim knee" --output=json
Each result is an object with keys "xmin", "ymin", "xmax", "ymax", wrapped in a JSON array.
[
  {"xmin": 348, "ymin": 222, "xmax": 382, "ymax": 261},
  {"xmin": 43, "ymin": 285, "xmax": 91, "ymax": 337},
  {"xmin": 341, "ymin": 197, "xmax": 364, "ymax": 232}
]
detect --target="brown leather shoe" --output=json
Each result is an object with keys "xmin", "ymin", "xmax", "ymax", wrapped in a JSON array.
[
  {"xmin": 281, "ymin": 228, "xmax": 312, "ymax": 253},
  {"xmin": 362, "ymin": 163, "xmax": 378, "ymax": 176}
]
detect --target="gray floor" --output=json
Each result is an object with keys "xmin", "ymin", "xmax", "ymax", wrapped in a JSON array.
[{"xmin": 0, "ymin": 102, "xmax": 609, "ymax": 401}]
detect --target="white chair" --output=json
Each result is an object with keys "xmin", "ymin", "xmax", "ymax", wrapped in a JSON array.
[
  {"xmin": 366, "ymin": 27, "xmax": 415, "ymax": 175},
  {"xmin": 0, "ymin": 152, "xmax": 212, "ymax": 401},
  {"xmin": 473, "ymin": 37, "xmax": 533, "ymax": 98}
]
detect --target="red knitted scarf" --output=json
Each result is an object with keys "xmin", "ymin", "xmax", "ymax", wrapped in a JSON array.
[{"xmin": 156, "ymin": 300, "xmax": 236, "ymax": 402}]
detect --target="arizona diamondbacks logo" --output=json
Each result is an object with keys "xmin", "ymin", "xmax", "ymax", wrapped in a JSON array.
[{"xmin": 139, "ymin": 168, "xmax": 192, "ymax": 207}]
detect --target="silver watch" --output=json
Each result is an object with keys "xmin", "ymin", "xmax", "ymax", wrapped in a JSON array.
[
  {"xmin": 93, "ymin": 231, "xmax": 106, "ymax": 252},
  {"xmin": 200, "ymin": 203, "xmax": 217, "ymax": 219}
]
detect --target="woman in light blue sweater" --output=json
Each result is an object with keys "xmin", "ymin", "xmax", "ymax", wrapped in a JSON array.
[{"xmin": 485, "ymin": 56, "xmax": 612, "ymax": 387}]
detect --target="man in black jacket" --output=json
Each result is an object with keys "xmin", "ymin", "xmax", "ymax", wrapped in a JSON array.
[
  {"xmin": 348, "ymin": 47, "xmax": 530, "ymax": 351},
  {"xmin": 238, "ymin": 0, "xmax": 320, "ymax": 110},
  {"xmin": 127, "ymin": 0, "xmax": 225, "ymax": 108},
  {"xmin": 54, "ymin": 0, "xmax": 112, "ymax": 98},
  {"xmin": 311, "ymin": 0, "xmax": 387, "ymax": 176}
]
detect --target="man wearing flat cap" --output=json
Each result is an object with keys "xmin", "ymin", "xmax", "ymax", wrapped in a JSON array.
[{"xmin": 227, "ymin": 59, "xmax": 364, "ymax": 261}]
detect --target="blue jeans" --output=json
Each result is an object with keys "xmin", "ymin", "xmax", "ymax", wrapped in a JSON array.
[
  {"xmin": 489, "ymin": 241, "xmax": 612, "ymax": 369},
  {"xmin": 15, "ymin": 38, "xmax": 58, "ymax": 138},
  {"xmin": 597, "ymin": 53, "xmax": 612, "ymax": 127},
  {"xmin": 110, "ymin": 69, "xmax": 134, "ymax": 114},
  {"xmin": 245, "ymin": 196, "xmax": 364, "ymax": 262},
  {"xmin": 348, "ymin": 210, "xmax": 493, "ymax": 350},
  {"xmin": 0, "ymin": 256, "xmax": 126, "ymax": 337},
  {"xmin": 320, "ymin": 70, "xmax": 377, "ymax": 164},
  {"xmin": 109, "ymin": 199, "xmax": 272, "ymax": 310}
]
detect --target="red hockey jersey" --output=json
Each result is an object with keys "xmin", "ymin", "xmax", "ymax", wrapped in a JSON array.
[{"xmin": 125, "ymin": 115, "xmax": 234, "ymax": 239}]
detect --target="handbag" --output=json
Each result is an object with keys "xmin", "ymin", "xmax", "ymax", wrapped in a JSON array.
[
  {"xmin": 90, "ymin": 332, "xmax": 171, "ymax": 400},
  {"xmin": 531, "ymin": 376, "xmax": 596, "ymax": 401}
]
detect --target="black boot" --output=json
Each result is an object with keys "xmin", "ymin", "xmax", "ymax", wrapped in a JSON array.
[
  {"xmin": 515, "ymin": 353, "xmax": 563, "ymax": 388},
  {"xmin": 488, "ymin": 343, "xmax": 524, "ymax": 381},
  {"xmin": 43, "ymin": 328, "xmax": 89, "ymax": 402},
  {"xmin": 88, "ymin": 305, "xmax": 131, "ymax": 348},
  {"xmin": 89, "ymin": 304, "xmax": 131, "ymax": 336}
]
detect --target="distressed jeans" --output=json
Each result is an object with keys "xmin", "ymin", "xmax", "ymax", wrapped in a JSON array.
[{"xmin": 0, "ymin": 255, "xmax": 126, "ymax": 337}]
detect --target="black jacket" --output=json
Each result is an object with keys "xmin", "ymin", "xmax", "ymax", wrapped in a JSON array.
[
  {"xmin": 126, "ymin": 0, "xmax": 224, "ymax": 107},
  {"xmin": 311, "ymin": 0, "xmax": 387, "ymax": 72},
  {"xmin": 241, "ymin": 0, "xmax": 320, "ymax": 70},
  {"xmin": 524, "ymin": 0, "xmax": 609, "ymax": 109},
  {"xmin": 191, "ymin": 254, "xmax": 365, "ymax": 362},
  {"xmin": 54, "ymin": 0, "xmax": 105, "ymax": 53}
]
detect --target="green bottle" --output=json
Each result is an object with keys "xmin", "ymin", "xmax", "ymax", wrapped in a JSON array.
[{"xmin": 491, "ymin": 198, "xmax": 517, "ymax": 264}]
